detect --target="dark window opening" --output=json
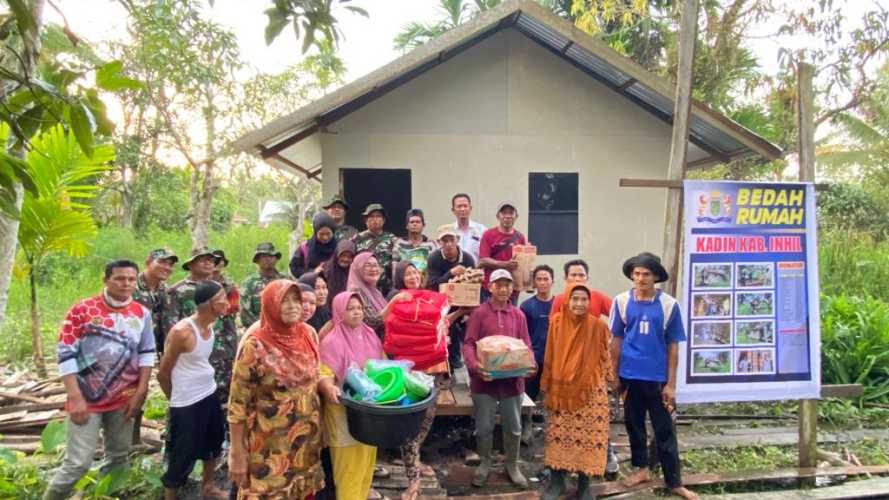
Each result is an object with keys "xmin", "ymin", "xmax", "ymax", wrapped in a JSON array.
[
  {"xmin": 340, "ymin": 168, "xmax": 412, "ymax": 237},
  {"xmin": 528, "ymin": 173, "xmax": 578, "ymax": 255}
]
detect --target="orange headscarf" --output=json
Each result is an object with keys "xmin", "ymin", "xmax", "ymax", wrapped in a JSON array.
[
  {"xmin": 245, "ymin": 279, "xmax": 319, "ymax": 387},
  {"xmin": 541, "ymin": 283, "xmax": 611, "ymax": 412}
]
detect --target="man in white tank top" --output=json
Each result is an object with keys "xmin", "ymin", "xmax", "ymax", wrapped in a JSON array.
[{"xmin": 157, "ymin": 280, "xmax": 229, "ymax": 499}]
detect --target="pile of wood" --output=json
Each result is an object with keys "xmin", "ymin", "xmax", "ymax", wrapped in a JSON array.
[
  {"xmin": 448, "ymin": 268, "xmax": 483, "ymax": 284},
  {"xmin": 0, "ymin": 369, "xmax": 66, "ymax": 453}
]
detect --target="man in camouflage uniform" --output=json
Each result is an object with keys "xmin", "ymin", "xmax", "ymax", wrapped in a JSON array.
[
  {"xmin": 167, "ymin": 247, "xmax": 238, "ymax": 404},
  {"xmin": 352, "ymin": 203, "xmax": 397, "ymax": 296},
  {"xmin": 132, "ymin": 247, "xmax": 178, "ymax": 354},
  {"xmin": 240, "ymin": 242, "xmax": 287, "ymax": 328},
  {"xmin": 323, "ymin": 194, "xmax": 358, "ymax": 241}
]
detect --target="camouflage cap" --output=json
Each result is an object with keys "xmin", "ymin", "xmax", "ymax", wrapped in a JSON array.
[
  {"xmin": 211, "ymin": 248, "xmax": 230, "ymax": 267},
  {"xmin": 181, "ymin": 246, "xmax": 220, "ymax": 270},
  {"xmin": 322, "ymin": 194, "xmax": 351, "ymax": 211},
  {"xmin": 147, "ymin": 247, "xmax": 178, "ymax": 264},
  {"xmin": 253, "ymin": 242, "xmax": 282, "ymax": 263},
  {"xmin": 362, "ymin": 203, "xmax": 386, "ymax": 217}
]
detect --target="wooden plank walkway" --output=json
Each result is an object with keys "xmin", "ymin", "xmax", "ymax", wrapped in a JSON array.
[
  {"xmin": 435, "ymin": 367, "xmax": 535, "ymax": 417},
  {"xmin": 703, "ymin": 476, "xmax": 889, "ymax": 499}
]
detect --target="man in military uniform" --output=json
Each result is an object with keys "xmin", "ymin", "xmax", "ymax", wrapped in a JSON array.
[
  {"xmin": 240, "ymin": 242, "xmax": 287, "ymax": 328},
  {"xmin": 132, "ymin": 247, "xmax": 178, "ymax": 354},
  {"xmin": 323, "ymin": 194, "xmax": 358, "ymax": 241},
  {"xmin": 167, "ymin": 247, "xmax": 238, "ymax": 404},
  {"xmin": 352, "ymin": 203, "xmax": 397, "ymax": 295}
]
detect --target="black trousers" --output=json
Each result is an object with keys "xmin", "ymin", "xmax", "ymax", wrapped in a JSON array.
[
  {"xmin": 621, "ymin": 378, "xmax": 682, "ymax": 488},
  {"xmin": 162, "ymin": 393, "xmax": 225, "ymax": 489}
]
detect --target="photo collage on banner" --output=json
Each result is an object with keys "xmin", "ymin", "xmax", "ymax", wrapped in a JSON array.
[{"xmin": 678, "ymin": 180, "xmax": 820, "ymax": 403}]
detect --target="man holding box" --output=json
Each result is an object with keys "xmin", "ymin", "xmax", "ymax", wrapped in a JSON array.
[
  {"xmin": 463, "ymin": 269, "xmax": 534, "ymax": 488},
  {"xmin": 478, "ymin": 201, "xmax": 526, "ymax": 304},
  {"xmin": 427, "ymin": 224, "xmax": 476, "ymax": 369}
]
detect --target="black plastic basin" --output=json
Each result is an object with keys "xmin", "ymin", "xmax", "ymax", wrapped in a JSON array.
[{"xmin": 341, "ymin": 387, "xmax": 439, "ymax": 448}]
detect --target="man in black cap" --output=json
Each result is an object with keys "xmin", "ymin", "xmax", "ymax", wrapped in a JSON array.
[
  {"xmin": 240, "ymin": 242, "xmax": 287, "ymax": 328},
  {"xmin": 158, "ymin": 280, "xmax": 229, "ymax": 500},
  {"xmin": 322, "ymin": 194, "xmax": 358, "ymax": 241},
  {"xmin": 609, "ymin": 253, "xmax": 697, "ymax": 500},
  {"xmin": 352, "ymin": 203, "xmax": 397, "ymax": 295}
]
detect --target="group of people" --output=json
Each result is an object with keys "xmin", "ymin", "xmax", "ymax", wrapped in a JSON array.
[{"xmin": 43, "ymin": 191, "xmax": 698, "ymax": 500}]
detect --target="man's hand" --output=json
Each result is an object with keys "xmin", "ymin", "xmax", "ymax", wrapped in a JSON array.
[
  {"xmin": 318, "ymin": 377, "xmax": 341, "ymax": 404},
  {"xmin": 229, "ymin": 448, "xmax": 249, "ymax": 488},
  {"xmin": 525, "ymin": 365, "xmax": 537, "ymax": 378},
  {"xmin": 451, "ymin": 265, "xmax": 467, "ymax": 276},
  {"xmin": 661, "ymin": 384, "xmax": 676, "ymax": 410},
  {"xmin": 123, "ymin": 389, "xmax": 147, "ymax": 420},
  {"xmin": 480, "ymin": 369, "xmax": 494, "ymax": 382},
  {"xmin": 68, "ymin": 394, "xmax": 89, "ymax": 426},
  {"xmin": 502, "ymin": 260, "xmax": 518, "ymax": 271}
]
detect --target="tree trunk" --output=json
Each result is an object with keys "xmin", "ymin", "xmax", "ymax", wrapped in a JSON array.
[
  {"xmin": 29, "ymin": 264, "xmax": 46, "ymax": 378},
  {"xmin": 0, "ymin": 0, "xmax": 46, "ymax": 331},
  {"xmin": 190, "ymin": 89, "xmax": 217, "ymax": 250},
  {"xmin": 119, "ymin": 165, "xmax": 133, "ymax": 227},
  {"xmin": 0, "ymin": 185, "xmax": 23, "ymax": 330}
]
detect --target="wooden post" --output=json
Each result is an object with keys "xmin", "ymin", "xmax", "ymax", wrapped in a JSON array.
[
  {"xmin": 796, "ymin": 60, "xmax": 818, "ymax": 469},
  {"xmin": 662, "ymin": 0, "xmax": 699, "ymax": 296}
]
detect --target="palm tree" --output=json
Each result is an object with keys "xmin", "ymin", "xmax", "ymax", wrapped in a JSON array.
[
  {"xmin": 394, "ymin": 0, "xmax": 502, "ymax": 52},
  {"xmin": 15, "ymin": 125, "xmax": 113, "ymax": 376}
]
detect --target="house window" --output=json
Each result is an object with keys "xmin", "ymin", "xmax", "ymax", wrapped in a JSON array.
[{"xmin": 528, "ymin": 173, "xmax": 578, "ymax": 255}]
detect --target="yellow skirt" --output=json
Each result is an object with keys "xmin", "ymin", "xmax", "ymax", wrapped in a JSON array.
[{"xmin": 330, "ymin": 443, "xmax": 376, "ymax": 500}]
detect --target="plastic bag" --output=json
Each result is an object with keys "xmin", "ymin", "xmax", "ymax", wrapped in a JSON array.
[
  {"xmin": 345, "ymin": 362, "xmax": 382, "ymax": 401},
  {"xmin": 404, "ymin": 370, "xmax": 434, "ymax": 398},
  {"xmin": 364, "ymin": 358, "xmax": 414, "ymax": 375}
]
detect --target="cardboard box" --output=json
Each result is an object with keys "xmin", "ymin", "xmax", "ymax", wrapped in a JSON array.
[
  {"xmin": 511, "ymin": 244, "xmax": 537, "ymax": 291},
  {"xmin": 439, "ymin": 282, "xmax": 481, "ymax": 307},
  {"xmin": 477, "ymin": 335, "xmax": 534, "ymax": 379}
]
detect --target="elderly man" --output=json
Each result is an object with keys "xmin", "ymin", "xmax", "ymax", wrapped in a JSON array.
[
  {"xmin": 610, "ymin": 252, "xmax": 697, "ymax": 500},
  {"xmin": 168, "ymin": 248, "xmax": 237, "ymax": 404},
  {"xmin": 323, "ymin": 193, "xmax": 358, "ymax": 241},
  {"xmin": 451, "ymin": 193, "xmax": 486, "ymax": 262},
  {"xmin": 463, "ymin": 269, "xmax": 534, "ymax": 489},
  {"xmin": 352, "ymin": 203, "xmax": 397, "ymax": 295},
  {"xmin": 240, "ymin": 242, "xmax": 287, "ymax": 328},
  {"xmin": 392, "ymin": 208, "xmax": 438, "ymax": 276},
  {"xmin": 427, "ymin": 224, "xmax": 476, "ymax": 369},
  {"xmin": 44, "ymin": 260, "xmax": 155, "ymax": 500}
]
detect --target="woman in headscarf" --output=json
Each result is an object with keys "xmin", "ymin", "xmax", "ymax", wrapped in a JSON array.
[
  {"xmin": 540, "ymin": 283, "xmax": 613, "ymax": 500},
  {"xmin": 227, "ymin": 280, "xmax": 339, "ymax": 500},
  {"xmin": 319, "ymin": 291, "xmax": 385, "ymax": 500},
  {"xmin": 299, "ymin": 272, "xmax": 332, "ymax": 332},
  {"xmin": 346, "ymin": 251, "xmax": 395, "ymax": 339},
  {"xmin": 323, "ymin": 240, "xmax": 356, "ymax": 309},
  {"xmin": 290, "ymin": 212, "xmax": 338, "ymax": 279},
  {"xmin": 384, "ymin": 261, "xmax": 443, "ymax": 500}
]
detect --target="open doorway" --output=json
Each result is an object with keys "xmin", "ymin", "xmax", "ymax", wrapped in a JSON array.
[{"xmin": 341, "ymin": 168, "xmax": 412, "ymax": 237}]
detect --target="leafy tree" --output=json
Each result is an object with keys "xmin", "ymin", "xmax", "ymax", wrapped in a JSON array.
[
  {"xmin": 261, "ymin": 0, "xmax": 369, "ymax": 52},
  {"xmin": 14, "ymin": 125, "xmax": 113, "ymax": 376},
  {"xmin": 394, "ymin": 0, "xmax": 500, "ymax": 52}
]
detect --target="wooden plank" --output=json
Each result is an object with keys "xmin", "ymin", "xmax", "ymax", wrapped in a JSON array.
[
  {"xmin": 661, "ymin": 0, "xmax": 699, "ymax": 296},
  {"xmin": 0, "ymin": 391, "xmax": 46, "ymax": 404},
  {"xmin": 620, "ymin": 178, "xmax": 682, "ymax": 189},
  {"xmin": 259, "ymin": 123, "xmax": 319, "ymax": 157},
  {"xmin": 705, "ymin": 477, "xmax": 889, "ymax": 499},
  {"xmin": 821, "ymin": 384, "xmax": 863, "ymax": 399},
  {"xmin": 0, "ymin": 401, "xmax": 64, "ymax": 417}
]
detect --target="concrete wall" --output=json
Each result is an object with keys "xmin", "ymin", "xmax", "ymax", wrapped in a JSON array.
[{"xmin": 320, "ymin": 28, "xmax": 679, "ymax": 297}]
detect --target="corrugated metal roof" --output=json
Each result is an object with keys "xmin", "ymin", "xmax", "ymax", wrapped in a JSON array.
[{"xmin": 236, "ymin": 0, "xmax": 781, "ymax": 165}]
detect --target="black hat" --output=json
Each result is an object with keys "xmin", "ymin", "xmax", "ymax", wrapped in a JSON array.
[
  {"xmin": 211, "ymin": 249, "xmax": 229, "ymax": 267},
  {"xmin": 195, "ymin": 280, "xmax": 223, "ymax": 307},
  {"xmin": 622, "ymin": 252, "xmax": 669, "ymax": 283}
]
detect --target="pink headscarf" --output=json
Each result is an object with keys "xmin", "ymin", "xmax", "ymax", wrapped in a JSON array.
[
  {"xmin": 346, "ymin": 251, "xmax": 388, "ymax": 311},
  {"xmin": 320, "ymin": 291, "xmax": 384, "ymax": 381}
]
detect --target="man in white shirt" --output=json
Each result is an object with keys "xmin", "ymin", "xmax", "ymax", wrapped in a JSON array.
[{"xmin": 451, "ymin": 193, "xmax": 486, "ymax": 262}]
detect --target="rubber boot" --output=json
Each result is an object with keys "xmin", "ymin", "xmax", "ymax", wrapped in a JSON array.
[
  {"xmin": 577, "ymin": 473, "xmax": 596, "ymax": 500},
  {"xmin": 541, "ymin": 469, "xmax": 566, "ymax": 500},
  {"xmin": 472, "ymin": 434, "xmax": 493, "ymax": 487},
  {"xmin": 520, "ymin": 413, "xmax": 533, "ymax": 444},
  {"xmin": 503, "ymin": 433, "xmax": 528, "ymax": 488}
]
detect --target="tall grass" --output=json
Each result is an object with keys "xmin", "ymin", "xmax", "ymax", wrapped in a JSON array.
[
  {"xmin": 1, "ymin": 223, "xmax": 291, "ymax": 365},
  {"xmin": 818, "ymin": 229, "xmax": 889, "ymax": 302}
]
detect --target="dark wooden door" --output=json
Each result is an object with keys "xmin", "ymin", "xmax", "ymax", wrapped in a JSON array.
[{"xmin": 341, "ymin": 168, "xmax": 412, "ymax": 237}]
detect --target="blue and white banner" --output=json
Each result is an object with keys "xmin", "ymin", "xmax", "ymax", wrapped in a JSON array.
[{"xmin": 676, "ymin": 180, "xmax": 820, "ymax": 403}]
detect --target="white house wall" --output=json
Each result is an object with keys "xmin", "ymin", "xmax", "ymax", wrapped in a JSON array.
[{"xmin": 321, "ymin": 28, "xmax": 679, "ymax": 296}]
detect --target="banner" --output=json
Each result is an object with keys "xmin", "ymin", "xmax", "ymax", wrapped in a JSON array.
[{"xmin": 677, "ymin": 180, "xmax": 820, "ymax": 403}]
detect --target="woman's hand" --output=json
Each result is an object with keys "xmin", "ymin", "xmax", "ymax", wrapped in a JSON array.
[
  {"xmin": 318, "ymin": 377, "xmax": 341, "ymax": 404},
  {"xmin": 393, "ymin": 291, "xmax": 412, "ymax": 303},
  {"xmin": 229, "ymin": 447, "xmax": 249, "ymax": 488}
]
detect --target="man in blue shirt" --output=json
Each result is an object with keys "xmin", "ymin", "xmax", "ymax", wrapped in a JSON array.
[
  {"xmin": 519, "ymin": 264, "xmax": 554, "ymax": 443},
  {"xmin": 610, "ymin": 252, "xmax": 698, "ymax": 500}
]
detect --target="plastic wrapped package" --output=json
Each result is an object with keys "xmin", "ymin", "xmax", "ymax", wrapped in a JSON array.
[
  {"xmin": 476, "ymin": 335, "xmax": 534, "ymax": 378},
  {"xmin": 345, "ymin": 363, "xmax": 382, "ymax": 401}
]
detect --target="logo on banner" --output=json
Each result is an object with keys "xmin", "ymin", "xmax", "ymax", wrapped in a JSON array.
[{"xmin": 696, "ymin": 190, "xmax": 733, "ymax": 223}]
